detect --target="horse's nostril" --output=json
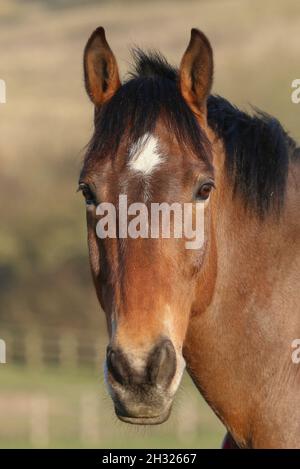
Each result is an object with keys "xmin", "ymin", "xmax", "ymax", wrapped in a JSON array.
[
  {"xmin": 106, "ymin": 347, "xmax": 129, "ymax": 385},
  {"xmin": 106, "ymin": 340, "xmax": 176, "ymax": 389},
  {"xmin": 148, "ymin": 339, "xmax": 177, "ymax": 388}
]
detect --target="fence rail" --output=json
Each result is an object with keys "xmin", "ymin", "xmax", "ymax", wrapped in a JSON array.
[{"xmin": 0, "ymin": 325, "xmax": 104, "ymax": 368}]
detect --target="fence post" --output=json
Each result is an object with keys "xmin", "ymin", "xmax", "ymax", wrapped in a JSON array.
[
  {"xmin": 80, "ymin": 393, "xmax": 100, "ymax": 446},
  {"xmin": 29, "ymin": 396, "xmax": 49, "ymax": 448},
  {"xmin": 25, "ymin": 329, "xmax": 43, "ymax": 368},
  {"xmin": 60, "ymin": 332, "xmax": 78, "ymax": 368}
]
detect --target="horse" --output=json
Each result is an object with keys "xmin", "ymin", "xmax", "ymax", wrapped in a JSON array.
[{"xmin": 79, "ymin": 26, "xmax": 300, "ymax": 448}]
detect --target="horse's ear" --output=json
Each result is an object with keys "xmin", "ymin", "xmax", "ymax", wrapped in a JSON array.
[
  {"xmin": 84, "ymin": 27, "xmax": 120, "ymax": 107},
  {"xmin": 179, "ymin": 28, "xmax": 213, "ymax": 118}
]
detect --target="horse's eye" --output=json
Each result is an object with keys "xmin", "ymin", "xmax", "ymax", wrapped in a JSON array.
[
  {"xmin": 195, "ymin": 182, "xmax": 214, "ymax": 201},
  {"xmin": 77, "ymin": 183, "xmax": 96, "ymax": 206}
]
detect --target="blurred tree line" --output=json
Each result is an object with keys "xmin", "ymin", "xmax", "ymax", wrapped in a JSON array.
[{"xmin": 0, "ymin": 151, "xmax": 102, "ymax": 329}]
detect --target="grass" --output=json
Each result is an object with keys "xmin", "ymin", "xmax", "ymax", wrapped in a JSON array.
[{"xmin": 0, "ymin": 364, "xmax": 225, "ymax": 449}]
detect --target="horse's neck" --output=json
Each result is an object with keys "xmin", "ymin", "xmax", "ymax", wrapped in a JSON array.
[{"xmin": 184, "ymin": 139, "xmax": 300, "ymax": 448}]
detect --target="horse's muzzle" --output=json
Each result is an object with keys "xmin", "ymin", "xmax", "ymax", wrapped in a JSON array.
[{"xmin": 105, "ymin": 338, "xmax": 178, "ymax": 424}]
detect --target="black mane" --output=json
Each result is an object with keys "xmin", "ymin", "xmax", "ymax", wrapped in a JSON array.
[
  {"xmin": 86, "ymin": 49, "xmax": 298, "ymax": 217},
  {"xmin": 207, "ymin": 95, "xmax": 296, "ymax": 216}
]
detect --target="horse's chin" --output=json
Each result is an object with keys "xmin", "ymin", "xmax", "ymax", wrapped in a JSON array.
[{"xmin": 115, "ymin": 406, "xmax": 172, "ymax": 425}]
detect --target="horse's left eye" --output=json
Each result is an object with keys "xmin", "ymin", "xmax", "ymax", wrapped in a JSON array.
[
  {"xmin": 77, "ymin": 183, "xmax": 96, "ymax": 205},
  {"xmin": 195, "ymin": 182, "xmax": 214, "ymax": 201}
]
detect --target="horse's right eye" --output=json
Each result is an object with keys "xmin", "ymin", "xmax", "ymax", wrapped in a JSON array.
[
  {"xmin": 77, "ymin": 183, "xmax": 96, "ymax": 206},
  {"xmin": 195, "ymin": 181, "xmax": 215, "ymax": 201}
]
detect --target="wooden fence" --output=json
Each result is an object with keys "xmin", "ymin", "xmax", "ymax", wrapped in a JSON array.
[
  {"xmin": 0, "ymin": 392, "xmax": 105, "ymax": 448},
  {"xmin": 0, "ymin": 324, "xmax": 104, "ymax": 368}
]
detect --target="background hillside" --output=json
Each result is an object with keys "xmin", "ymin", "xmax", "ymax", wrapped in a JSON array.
[{"xmin": 0, "ymin": 0, "xmax": 299, "ymax": 328}]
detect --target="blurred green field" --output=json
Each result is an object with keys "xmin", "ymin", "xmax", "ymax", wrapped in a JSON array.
[
  {"xmin": 0, "ymin": 365, "xmax": 224, "ymax": 448},
  {"xmin": 0, "ymin": 0, "xmax": 299, "ymax": 450}
]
